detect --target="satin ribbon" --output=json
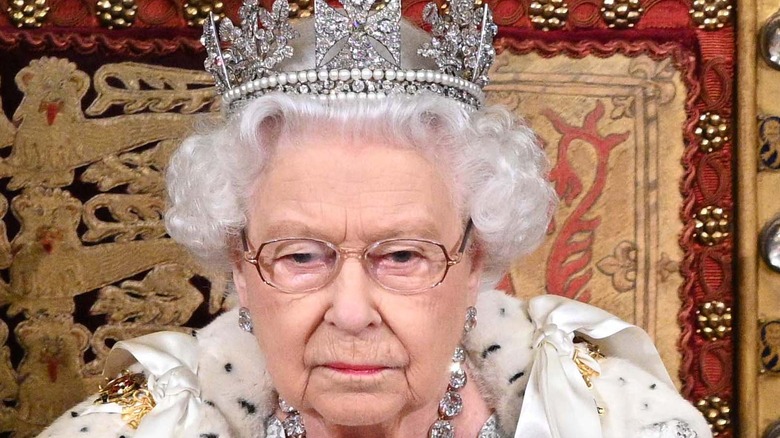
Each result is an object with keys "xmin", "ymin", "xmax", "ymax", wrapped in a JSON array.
[
  {"xmin": 86, "ymin": 331, "xmax": 203, "ymax": 437},
  {"xmin": 514, "ymin": 295, "xmax": 673, "ymax": 438}
]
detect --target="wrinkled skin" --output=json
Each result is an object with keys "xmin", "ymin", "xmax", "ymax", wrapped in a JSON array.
[{"xmin": 233, "ymin": 133, "xmax": 487, "ymax": 438}]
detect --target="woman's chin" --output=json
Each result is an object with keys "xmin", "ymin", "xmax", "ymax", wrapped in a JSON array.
[{"xmin": 310, "ymin": 393, "xmax": 407, "ymax": 426}]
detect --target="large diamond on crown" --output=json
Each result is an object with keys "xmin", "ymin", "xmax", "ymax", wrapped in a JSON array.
[{"xmin": 314, "ymin": 0, "xmax": 401, "ymax": 69}]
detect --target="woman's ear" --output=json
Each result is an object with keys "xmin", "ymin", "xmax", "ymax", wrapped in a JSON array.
[
  {"xmin": 466, "ymin": 244, "xmax": 484, "ymax": 305},
  {"xmin": 233, "ymin": 260, "xmax": 249, "ymax": 307}
]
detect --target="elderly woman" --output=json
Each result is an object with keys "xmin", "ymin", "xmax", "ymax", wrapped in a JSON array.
[{"xmin": 38, "ymin": 1, "xmax": 711, "ymax": 437}]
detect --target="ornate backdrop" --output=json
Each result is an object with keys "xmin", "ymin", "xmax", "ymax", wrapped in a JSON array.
[{"xmin": 0, "ymin": 0, "xmax": 735, "ymax": 436}]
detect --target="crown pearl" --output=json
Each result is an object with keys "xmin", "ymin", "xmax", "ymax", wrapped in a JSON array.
[
  {"xmin": 386, "ymin": 70, "xmax": 396, "ymax": 80},
  {"xmin": 361, "ymin": 68, "xmax": 372, "ymax": 80},
  {"xmin": 347, "ymin": 92, "xmax": 357, "ymax": 100},
  {"xmin": 278, "ymin": 73, "xmax": 288, "ymax": 85},
  {"xmin": 306, "ymin": 70, "xmax": 317, "ymax": 82},
  {"xmin": 350, "ymin": 69, "xmax": 361, "ymax": 80},
  {"xmin": 318, "ymin": 70, "xmax": 328, "ymax": 81},
  {"xmin": 373, "ymin": 70, "xmax": 384, "ymax": 80},
  {"xmin": 268, "ymin": 76, "xmax": 278, "ymax": 87},
  {"xmin": 328, "ymin": 70, "xmax": 339, "ymax": 81},
  {"xmin": 398, "ymin": 71, "xmax": 407, "ymax": 81},
  {"xmin": 260, "ymin": 77, "xmax": 269, "ymax": 88},
  {"xmin": 433, "ymin": 72, "xmax": 442, "ymax": 83},
  {"xmin": 338, "ymin": 69, "xmax": 350, "ymax": 81},
  {"xmin": 287, "ymin": 73, "xmax": 298, "ymax": 84}
]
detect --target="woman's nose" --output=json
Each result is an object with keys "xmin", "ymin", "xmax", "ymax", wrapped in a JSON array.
[{"xmin": 323, "ymin": 258, "xmax": 382, "ymax": 334}]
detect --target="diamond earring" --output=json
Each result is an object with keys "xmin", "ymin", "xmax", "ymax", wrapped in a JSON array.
[
  {"xmin": 238, "ymin": 307, "xmax": 254, "ymax": 333},
  {"xmin": 464, "ymin": 306, "xmax": 477, "ymax": 334}
]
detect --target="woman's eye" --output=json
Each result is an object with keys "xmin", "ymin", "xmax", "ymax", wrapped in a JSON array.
[
  {"xmin": 289, "ymin": 253, "xmax": 315, "ymax": 264},
  {"xmin": 388, "ymin": 251, "xmax": 415, "ymax": 263}
]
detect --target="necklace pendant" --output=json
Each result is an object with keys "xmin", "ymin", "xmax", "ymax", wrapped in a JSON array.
[
  {"xmin": 429, "ymin": 419, "xmax": 455, "ymax": 438},
  {"xmin": 282, "ymin": 413, "xmax": 306, "ymax": 438}
]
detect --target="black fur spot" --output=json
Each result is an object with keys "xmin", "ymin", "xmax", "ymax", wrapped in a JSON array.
[
  {"xmin": 70, "ymin": 411, "xmax": 79, "ymax": 417},
  {"xmin": 239, "ymin": 398, "xmax": 257, "ymax": 414},
  {"xmin": 224, "ymin": 363, "xmax": 233, "ymax": 372},
  {"xmin": 499, "ymin": 308, "xmax": 506, "ymax": 316},
  {"xmin": 481, "ymin": 344, "xmax": 501, "ymax": 358},
  {"xmin": 80, "ymin": 427, "xmax": 89, "ymax": 433},
  {"xmin": 200, "ymin": 434, "xmax": 219, "ymax": 438},
  {"xmin": 204, "ymin": 400, "xmax": 215, "ymax": 407},
  {"xmin": 650, "ymin": 383, "xmax": 657, "ymax": 390},
  {"xmin": 618, "ymin": 377, "xmax": 627, "ymax": 386},
  {"xmin": 509, "ymin": 371, "xmax": 525, "ymax": 384}
]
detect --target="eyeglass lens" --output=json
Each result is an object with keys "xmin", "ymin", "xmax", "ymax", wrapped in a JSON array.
[{"xmin": 256, "ymin": 239, "xmax": 450, "ymax": 293}]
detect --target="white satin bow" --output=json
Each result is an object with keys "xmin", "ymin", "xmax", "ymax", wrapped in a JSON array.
[
  {"xmin": 514, "ymin": 295, "xmax": 673, "ymax": 438},
  {"xmin": 92, "ymin": 331, "xmax": 204, "ymax": 437}
]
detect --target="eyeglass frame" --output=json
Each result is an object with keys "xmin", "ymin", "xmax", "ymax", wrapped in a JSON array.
[{"xmin": 240, "ymin": 219, "xmax": 474, "ymax": 294}]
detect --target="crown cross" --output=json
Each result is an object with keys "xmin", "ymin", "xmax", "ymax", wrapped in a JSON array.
[{"xmin": 314, "ymin": 0, "xmax": 401, "ymax": 69}]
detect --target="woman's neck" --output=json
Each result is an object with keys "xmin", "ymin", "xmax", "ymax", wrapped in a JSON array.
[{"xmin": 290, "ymin": 365, "xmax": 492, "ymax": 438}]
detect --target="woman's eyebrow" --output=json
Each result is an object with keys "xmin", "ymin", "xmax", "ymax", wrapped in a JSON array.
[{"xmin": 258, "ymin": 218, "xmax": 443, "ymax": 241}]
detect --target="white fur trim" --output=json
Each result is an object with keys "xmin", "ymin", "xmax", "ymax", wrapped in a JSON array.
[{"xmin": 37, "ymin": 291, "xmax": 712, "ymax": 438}]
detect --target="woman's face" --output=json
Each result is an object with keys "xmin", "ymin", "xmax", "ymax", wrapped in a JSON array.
[{"xmin": 233, "ymin": 133, "xmax": 482, "ymax": 428}]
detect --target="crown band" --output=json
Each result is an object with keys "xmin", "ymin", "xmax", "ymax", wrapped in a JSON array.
[
  {"xmin": 223, "ymin": 68, "xmax": 484, "ymax": 111},
  {"xmin": 202, "ymin": 0, "xmax": 497, "ymax": 112}
]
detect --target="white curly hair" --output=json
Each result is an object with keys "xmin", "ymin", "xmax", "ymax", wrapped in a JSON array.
[{"xmin": 165, "ymin": 92, "xmax": 556, "ymax": 289}]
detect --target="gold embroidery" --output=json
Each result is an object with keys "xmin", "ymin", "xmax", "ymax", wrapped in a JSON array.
[
  {"xmin": 0, "ymin": 57, "xmax": 228, "ymax": 433},
  {"xmin": 2, "ymin": 58, "xmax": 200, "ymax": 190}
]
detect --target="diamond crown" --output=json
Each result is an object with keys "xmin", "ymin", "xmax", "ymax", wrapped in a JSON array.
[{"xmin": 201, "ymin": 0, "xmax": 497, "ymax": 111}]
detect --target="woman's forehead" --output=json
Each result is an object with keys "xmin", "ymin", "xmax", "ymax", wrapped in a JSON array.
[{"xmin": 246, "ymin": 137, "xmax": 461, "ymax": 241}]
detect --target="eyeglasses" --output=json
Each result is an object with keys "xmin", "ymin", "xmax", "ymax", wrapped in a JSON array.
[{"xmin": 241, "ymin": 220, "xmax": 473, "ymax": 294}]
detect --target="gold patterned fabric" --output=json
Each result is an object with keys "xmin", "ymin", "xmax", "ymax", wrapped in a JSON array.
[
  {"xmin": 0, "ymin": 5, "xmax": 737, "ymax": 434},
  {"xmin": 0, "ymin": 53, "xmax": 229, "ymax": 436}
]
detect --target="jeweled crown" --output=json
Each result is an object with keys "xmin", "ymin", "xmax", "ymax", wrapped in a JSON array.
[{"xmin": 201, "ymin": 0, "xmax": 497, "ymax": 111}]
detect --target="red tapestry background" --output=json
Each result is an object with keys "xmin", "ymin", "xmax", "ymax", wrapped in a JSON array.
[{"xmin": 0, "ymin": 0, "xmax": 735, "ymax": 436}]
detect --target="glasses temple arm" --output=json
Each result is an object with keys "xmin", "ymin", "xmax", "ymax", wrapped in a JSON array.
[
  {"xmin": 240, "ymin": 229, "xmax": 250, "ymax": 253},
  {"xmin": 456, "ymin": 218, "xmax": 474, "ymax": 255}
]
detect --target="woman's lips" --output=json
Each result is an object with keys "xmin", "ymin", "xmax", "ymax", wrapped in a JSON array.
[{"xmin": 324, "ymin": 363, "xmax": 390, "ymax": 375}]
